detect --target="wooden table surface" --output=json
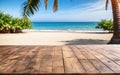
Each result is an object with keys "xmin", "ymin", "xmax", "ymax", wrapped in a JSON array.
[{"xmin": 0, "ymin": 45, "xmax": 120, "ymax": 75}]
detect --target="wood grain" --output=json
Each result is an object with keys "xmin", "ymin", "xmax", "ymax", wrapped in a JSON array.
[{"xmin": 0, "ymin": 45, "xmax": 120, "ymax": 75}]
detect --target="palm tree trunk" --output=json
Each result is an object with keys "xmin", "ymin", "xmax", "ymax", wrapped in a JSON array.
[{"xmin": 108, "ymin": 0, "xmax": 120, "ymax": 44}]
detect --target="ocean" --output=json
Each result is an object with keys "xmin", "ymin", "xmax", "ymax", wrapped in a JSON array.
[{"xmin": 31, "ymin": 22, "xmax": 105, "ymax": 32}]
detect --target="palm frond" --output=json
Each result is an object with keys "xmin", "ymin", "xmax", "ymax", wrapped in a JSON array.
[
  {"xmin": 53, "ymin": 0, "xmax": 58, "ymax": 12},
  {"xmin": 106, "ymin": 0, "xmax": 109, "ymax": 10},
  {"xmin": 44, "ymin": 0, "xmax": 48, "ymax": 10},
  {"xmin": 23, "ymin": 0, "xmax": 40, "ymax": 18}
]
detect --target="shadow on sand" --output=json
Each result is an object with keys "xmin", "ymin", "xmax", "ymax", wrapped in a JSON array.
[{"xmin": 62, "ymin": 39, "xmax": 109, "ymax": 45}]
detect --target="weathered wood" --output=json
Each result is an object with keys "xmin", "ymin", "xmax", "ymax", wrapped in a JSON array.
[
  {"xmin": 12, "ymin": 46, "xmax": 37, "ymax": 73},
  {"xmin": 92, "ymin": 46, "xmax": 120, "ymax": 66},
  {"xmin": 39, "ymin": 46, "xmax": 54, "ymax": 73},
  {"xmin": 81, "ymin": 46, "xmax": 120, "ymax": 73},
  {"xmin": 62, "ymin": 46, "xmax": 86, "ymax": 73},
  {"xmin": 0, "ymin": 46, "xmax": 24, "ymax": 73},
  {"xmin": 71, "ymin": 46, "xmax": 99, "ymax": 74},
  {"xmin": 0, "ymin": 45, "xmax": 120, "ymax": 75},
  {"xmin": 76, "ymin": 46, "xmax": 114, "ymax": 73},
  {"xmin": 29, "ymin": 46, "xmax": 44, "ymax": 73},
  {"xmin": 52, "ymin": 46, "xmax": 64, "ymax": 73}
]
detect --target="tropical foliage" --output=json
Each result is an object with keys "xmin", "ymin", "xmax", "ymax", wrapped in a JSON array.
[
  {"xmin": 0, "ymin": 12, "xmax": 32, "ymax": 33},
  {"xmin": 96, "ymin": 19, "xmax": 113, "ymax": 33},
  {"xmin": 23, "ymin": 0, "xmax": 58, "ymax": 18}
]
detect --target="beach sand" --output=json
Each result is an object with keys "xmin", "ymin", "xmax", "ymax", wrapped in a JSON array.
[{"xmin": 0, "ymin": 32, "xmax": 112, "ymax": 45}]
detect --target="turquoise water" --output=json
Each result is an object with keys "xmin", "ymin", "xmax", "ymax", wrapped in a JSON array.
[{"xmin": 32, "ymin": 22, "xmax": 104, "ymax": 32}]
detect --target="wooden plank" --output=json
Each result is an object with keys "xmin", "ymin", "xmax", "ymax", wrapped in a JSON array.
[
  {"xmin": 39, "ymin": 46, "xmax": 54, "ymax": 73},
  {"xmin": 82, "ymin": 46, "xmax": 120, "ymax": 73},
  {"xmin": 2, "ymin": 47, "xmax": 24, "ymax": 61},
  {"xmin": 92, "ymin": 46, "xmax": 120, "ymax": 66},
  {"xmin": 99, "ymin": 46, "xmax": 120, "ymax": 58},
  {"xmin": 29, "ymin": 46, "xmax": 44, "ymax": 73},
  {"xmin": 71, "ymin": 46, "xmax": 99, "ymax": 74},
  {"xmin": 11, "ymin": 46, "xmax": 38, "ymax": 73},
  {"xmin": 62, "ymin": 46, "xmax": 86, "ymax": 73},
  {"xmin": 62, "ymin": 46, "xmax": 76, "ymax": 73},
  {"xmin": 0, "ymin": 46, "xmax": 24, "ymax": 73},
  {"xmin": 0, "ymin": 46, "xmax": 20, "ymax": 62},
  {"xmin": 62, "ymin": 46, "xmax": 75, "ymax": 58},
  {"xmin": 76, "ymin": 46, "xmax": 114, "ymax": 73},
  {"xmin": 52, "ymin": 46, "xmax": 64, "ymax": 73},
  {"xmin": 22, "ymin": 47, "xmax": 39, "ymax": 73},
  {"xmin": 0, "ymin": 46, "xmax": 13, "ymax": 55}
]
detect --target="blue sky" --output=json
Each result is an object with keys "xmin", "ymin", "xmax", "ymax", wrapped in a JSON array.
[{"xmin": 0, "ymin": 0, "xmax": 112, "ymax": 22}]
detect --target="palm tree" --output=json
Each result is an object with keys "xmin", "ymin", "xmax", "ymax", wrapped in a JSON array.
[
  {"xmin": 23, "ymin": 0, "xmax": 58, "ymax": 18},
  {"xmin": 106, "ymin": 0, "xmax": 120, "ymax": 44}
]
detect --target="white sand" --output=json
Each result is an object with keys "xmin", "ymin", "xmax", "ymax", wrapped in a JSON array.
[{"xmin": 0, "ymin": 32, "xmax": 112, "ymax": 45}]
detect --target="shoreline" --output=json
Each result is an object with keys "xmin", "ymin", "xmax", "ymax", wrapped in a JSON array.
[{"xmin": 23, "ymin": 29, "xmax": 109, "ymax": 34}]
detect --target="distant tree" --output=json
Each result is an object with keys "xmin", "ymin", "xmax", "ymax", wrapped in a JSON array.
[
  {"xmin": 96, "ymin": 19, "xmax": 113, "ymax": 33},
  {"xmin": 0, "ymin": 12, "xmax": 32, "ymax": 33}
]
